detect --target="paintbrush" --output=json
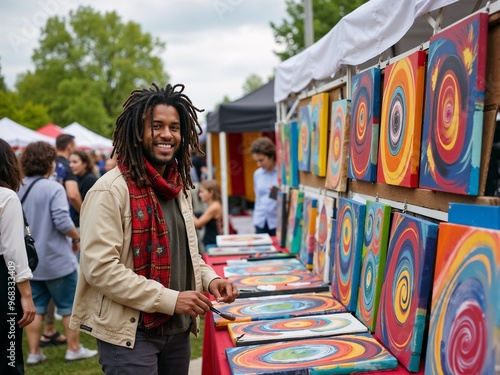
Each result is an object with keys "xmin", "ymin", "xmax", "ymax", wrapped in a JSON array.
[{"xmin": 210, "ymin": 306, "xmax": 236, "ymax": 321}]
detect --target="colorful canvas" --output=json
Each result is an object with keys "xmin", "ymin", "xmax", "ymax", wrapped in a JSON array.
[
  {"xmin": 284, "ymin": 120, "xmax": 299, "ymax": 187},
  {"xmin": 310, "ymin": 92, "xmax": 329, "ymax": 176},
  {"xmin": 377, "ymin": 50, "xmax": 426, "ymax": 188},
  {"xmin": 223, "ymin": 258, "xmax": 307, "ymax": 278},
  {"xmin": 331, "ymin": 198, "xmax": 366, "ymax": 312},
  {"xmin": 375, "ymin": 212, "xmax": 439, "ymax": 372},
  {"xmin": 285, "ymin": 189, "xmax": 304, "ymax": 254},
  {"xmin": 228, "ymin": 312, "xmax": 368, "ymax": 346},
  {"xmin": 212, "ymin": 291, "xmax": 347, "ymax": 329},
  {"xmin": 300, "ymin": 196, "xmax": 318, "ymax": 269},
  {"xmin": 326, "ymin": 99, "xmax": 351, "ymax": 191},
  {"xmin": 226, "ymin": 333, "xmax": 398, "ymax": 375},
  {"xmin": 276, "ymin": 122, "xmax": 285, "ymax": 185},
  {"xmin": 275, "ymin": 191, "xmax": 287, "ymax": 248},
  {"xmin": 348, "ymin": 67, "xmax": 381, "ymax": 182},
  {"xmin": 230, "ymin": 271, "xmax": 329, "ymax": 298},
  {"xmin": 313, "ymin": 195, "xmax": 335, "ymax": 283},
  {"xmin": 206, "ymin": 245, "xmax": 278, "ymax": 257},
  {"xmin": 419, "ymin": 13, "xmax": 488, "ymax": 196},
  {"xmin": 425, "ymin": 223, "xmax": 500, "ymax": 375},
  {"xmin": 298, "ymin": 104, "xmax": 312, "ymax": 172},
  {"xmin": 216, "ymin": 233, "xmax": 272, "ymax": 247},
  {"xmin": 448, "ymin": 202, "xmax": 500, "ymax": 230},
  {"xmin": 355, "ymin": 200, "xmax": 391, "ymax": 332}
]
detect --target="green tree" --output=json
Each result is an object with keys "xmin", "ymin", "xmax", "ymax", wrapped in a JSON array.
[
  {"xmin": 16, "ymin": 6, "xmax": 168, "ymax": 136},
  {"xmin": 0, "ymin": 89, "xmax": 50, "ymax": 128},
  {"xmin": 242, "ymin": 74, "xmax": 264, "ymax": 95},
  {"xmin": 0, "ymin": 62, "xmax": 7, "ymax": 92},
  {"xmin": 271, "ymin": 0, "xmax": 368, "ymax": 61}
]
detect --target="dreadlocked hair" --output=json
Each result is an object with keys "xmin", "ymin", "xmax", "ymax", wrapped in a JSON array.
[{"xmin": 112, "ymin": 83, "xmax": 204, "ymax": 195}]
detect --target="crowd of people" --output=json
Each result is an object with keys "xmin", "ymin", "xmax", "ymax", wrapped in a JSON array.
[{"xmin": 0, "ymin": 82, "xmax": 239, "ymax": 375}]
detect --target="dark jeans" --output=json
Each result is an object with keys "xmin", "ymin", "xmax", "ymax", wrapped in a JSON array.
[
  {"xmin": 255, "ymin": 221, "xmax": 276, "ymax": 236},
  {"xmin": 0, "ymin": 256, "xmax": 25, "ymax": 375},
  {"xmin": 97, "ymin": 326, "xmax": 191, "ymax": 375}
]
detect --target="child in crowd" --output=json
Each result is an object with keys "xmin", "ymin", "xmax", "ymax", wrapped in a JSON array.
[{"xmin": 193, "ymin": 179, "xmax": 222, "ymax": 251}]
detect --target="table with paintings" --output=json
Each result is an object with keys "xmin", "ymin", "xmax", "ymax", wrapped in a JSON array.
[{"xmin": 200, "ymin": 235, "xmax": 425, "ymax": 375}]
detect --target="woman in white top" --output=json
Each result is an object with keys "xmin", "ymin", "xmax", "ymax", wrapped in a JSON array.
[{"xmin": 0, "ymin": 139, "xmax": 36, "ymax": 374}]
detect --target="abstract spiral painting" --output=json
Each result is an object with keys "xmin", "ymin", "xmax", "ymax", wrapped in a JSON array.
[
  {"xmin": 310, "ymin": 92, "xmax": 330, "ymax": 176},
  {"xmin": 377, "ymin": 51, "xmax": 426, "ymax": 187},
  {"xmin": 228, "ymin": 313, "xmax": 368, "ymax": 346},
  {"xmin": 230, "ymin": 271, "xmax": 329, "ymax": 298},
  {"xmin": 348, "ymin": 68, "xmax": 381, "ymax": 182},
  {"xmin": 425, "ymin": 223, "xmax": 500, "ymax": 375},
  {"xmin": 331, "ymin": 198, "xmax": 366, "ymax": 312},
  {"xmin": 355, "ymin": 200, "xmax": 391, "ymax": 332},
  {"xmin": 276, "ymin": 122, "xmax": 285, "ymax": 185},
  {"xmin": 375, "ymin": 212, "xmax": 438, "ymax": 372},
  {"xmin": 326, "ymin": 99, "xmax": 351, "ymax": 191},
  {"xmin": 212, "ymin": 292, "xmax": 347, "ymax": 329},
  {"xmin": 313, "ymin": 196, "xmax": 335, "ymax": 283},
  {"xmin": 298, "ymin": 104, "xmax": 312, "ymax": 172},
  {"xmin": 285, "ymin": 189, "xmax": 304, "ymax": 254},
  {"xmin": 300, "ymin": 196, "xmax": 318, "ymax": 268},
  {"xmin": 223, "ymin": 258, "xmax": 307, "ymax": 278},
  {"xmin": 284, "ymin": 120, "xmax": 299, "ymax": 186},
  {"xmin": 275, "ymin": 191, "xmax": 287, "ymax": 248},
  {"xmin": 226, "ymin": 333, "xmax": 398, "ymax": 375},
  {"xmin": 419, "ymin": 13, "xmax": 488, "ymax": 195}
]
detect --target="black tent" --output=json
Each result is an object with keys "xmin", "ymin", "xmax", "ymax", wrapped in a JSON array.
[{"xmin": 206, "ymin": 79, "xmax": 276, "ymax": 133}]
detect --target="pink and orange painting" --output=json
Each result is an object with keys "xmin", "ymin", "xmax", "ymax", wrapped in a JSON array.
[
  {"xmin": 377, "ymin": 51, "xmax": 426, "ymax": 187},
  {"xmin": 425, "ymin": 223, "xmax": 500, "ymax": 375},
  {"xmin": 326, "ymin": 99, "xmax": 351, "ymax": 191}
]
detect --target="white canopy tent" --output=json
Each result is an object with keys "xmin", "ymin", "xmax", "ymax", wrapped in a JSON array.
[
  {"xmin": 0, "ymin": 117, "xmax": 55, "ymax": 150},
  {"xmin": 64, "ymin": 122, "xmax": 113, "ymax": 153}
]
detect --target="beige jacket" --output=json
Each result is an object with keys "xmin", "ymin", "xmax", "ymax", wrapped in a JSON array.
[{"xmin": 69, "ymin": 167, "xmax": 220, "ymax": 348}]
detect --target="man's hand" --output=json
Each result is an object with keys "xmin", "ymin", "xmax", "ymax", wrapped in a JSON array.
[
  {"xmin": 174, "ymin": 291, "xmax": 212, "ymax": 318},
  {"xmin": 208, "ymin": 278, "xmax": 239, "ymax": 304}
]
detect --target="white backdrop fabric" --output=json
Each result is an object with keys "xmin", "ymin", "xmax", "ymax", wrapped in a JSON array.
[{"xmin": 274, "ymin": 0, "xmax": 460, "ymax": 103}]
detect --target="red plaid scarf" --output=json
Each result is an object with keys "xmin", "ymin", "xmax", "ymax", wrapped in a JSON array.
[{"xmin": 118, "ymin": 157, "xmax": 182, "ymax": 330}]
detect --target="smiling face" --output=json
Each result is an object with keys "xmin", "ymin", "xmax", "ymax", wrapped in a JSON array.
[{"xmin": 142, "ymin": 104, "xmax": 182, "ymax": 175}]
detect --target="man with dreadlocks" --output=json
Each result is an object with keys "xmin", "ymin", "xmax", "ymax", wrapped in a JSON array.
[{"xmin": 69, "ymin": 83, "xmax": 239, "ymax": 374}]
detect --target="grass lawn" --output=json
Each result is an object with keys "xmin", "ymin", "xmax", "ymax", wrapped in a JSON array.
[{"xmin": 23, "ymin": 317, "xmax": 205, "ymax": 374}]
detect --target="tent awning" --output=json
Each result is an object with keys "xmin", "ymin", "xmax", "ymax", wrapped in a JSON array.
[
  {"xmin": 274, "ymin": 0, "xmax": 488, "ymax": 103},
  {"xmin": 207, "ymin": 80, "xmax": 276, "ymax": 133},
  {"xmin": 0, "ymin": 117, "xmax": 55, "ymax": 149},
  {"xmin": 36, "ymin": 123, "xmax": 63, "ymax": 138},
  {"xmin": 64, "ymin": 122, "xmax": 113, "ymax": 152}
]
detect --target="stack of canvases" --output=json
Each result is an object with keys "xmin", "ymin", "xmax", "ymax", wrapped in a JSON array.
[{"xmin": 217, "ymin": 11, "xmax": 499, "ymax": 375}]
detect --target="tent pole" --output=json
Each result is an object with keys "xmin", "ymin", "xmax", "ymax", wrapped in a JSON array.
[
  {"xmin": 206, "ymin": 132, "xmax": 213, "ymax": 180},
  {"xmin": 219, "ymin": 132, "xmax": 229, "ymax": 235}
]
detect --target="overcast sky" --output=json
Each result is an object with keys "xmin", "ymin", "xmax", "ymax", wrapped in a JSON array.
[{"xmin": 1, "ymin": 0, "xmax": 288, "ymax": 122}]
